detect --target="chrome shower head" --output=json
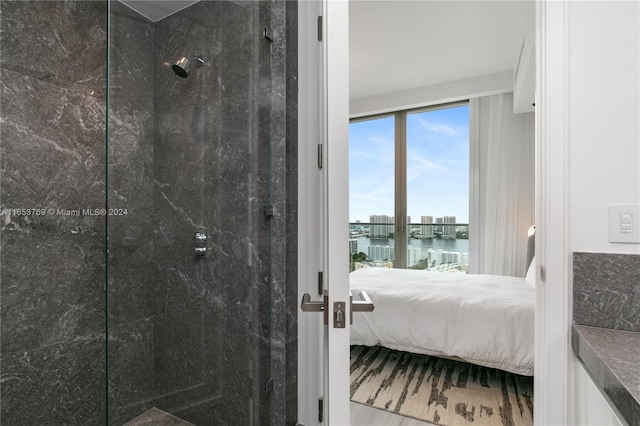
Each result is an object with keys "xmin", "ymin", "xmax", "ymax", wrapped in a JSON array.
[{"xmin": 172, "ymin": 57, "xmax": 205, "ymax": 78}]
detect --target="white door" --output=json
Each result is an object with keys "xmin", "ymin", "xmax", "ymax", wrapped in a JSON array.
[
  {"xmin": 322, "ymin": 1, "xmax": 351, "ymax": 424},
  {"xmin": 298, "ymin": 1, "xmax": 352, "ymax": 424}
]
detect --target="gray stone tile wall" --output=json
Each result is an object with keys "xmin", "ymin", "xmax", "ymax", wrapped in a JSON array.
[
  {"xmin": 107, "ymin": 3, "xmax": 157, "ymax": 423},
  {"xmin": 573, "ymin": 252, "xmax": 640, "ymax": 332},
  {"xmin": 1, "ymin": 1, "xmax": 297, "ymax": 424},
  {"xmin": 151, "ymin": 2, "xmax": 263, "ymax": 424},
  {"xmin": 0, "ymin": 1, "xmax": 108, "ymax": 424}
]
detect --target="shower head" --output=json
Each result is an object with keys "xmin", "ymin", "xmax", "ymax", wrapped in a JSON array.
[{"xmin": 172, "ymin": 57, "xmax": 205, "ymax": 78}]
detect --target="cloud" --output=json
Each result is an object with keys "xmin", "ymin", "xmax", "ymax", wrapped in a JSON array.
[
  {"xmin": 350, "ymin": 149, "xmax": 377, "ymax": 160},
  {"xmin": 406, "ymin": 154, "xmax": 449, "ymax": 182},
  {"xmin": 350, "ymin": 193, "xmax": 390, "ymax": 202},
  {"xmin": 412, "ymin": 115, "xmax": 459, "ymax": 136}
]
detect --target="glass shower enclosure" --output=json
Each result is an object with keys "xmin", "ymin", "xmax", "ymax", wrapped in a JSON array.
[
  {"xmin": 107, "ymin": 1, "xmax": 279, "ymax": 424},
  {"xmin": 0, "ymin": 0, "xmax": 296, "ymax": 424}
]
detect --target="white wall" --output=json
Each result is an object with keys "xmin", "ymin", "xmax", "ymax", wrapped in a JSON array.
[
  {"xmin": 569, "ymin": 1, "xmax": 640, "ymax": 254},
  {"xmin": 565, "ymin": 1, "xmax": 639, "ymax": 424}
]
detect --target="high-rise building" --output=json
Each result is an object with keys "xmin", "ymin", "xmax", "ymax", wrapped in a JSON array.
[
  {"xmin": 435, "ymin": 217, "xmax": 444, "ymax": 234},
  {"xmin": 442, "ymin": 250, "xmax": 461, "ymax": 264},
  {"xmin": 443, "ymin": 216, "xmax": 456, "ymax": 238},
  {"xmin": 426, "ymin": 248, "xmax": 469, "ymax": 269},
  {"xmin": 368, "ymin": 245, "xmax": 422, "ymax": 267},
  {"xmin": 420, "ymin": 215, "xmax": 434, "ymax": 238},
  {"xmin": 349, "ymin": 239, "xmax": 358, "ymax": 254},
  {"xmin": 370, "ymin": 214, "xmax": 394, "ymax": 237},
  {"xmin": 368, "ymin": 245, "xmax": 394, "ymax": 261},
  {"xmin": 407, "ymin": 246, "xmax": 422, "ymax": 267}
]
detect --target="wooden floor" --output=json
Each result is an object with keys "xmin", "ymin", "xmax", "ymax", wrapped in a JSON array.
[
  {"xmin": 125, "ymin": 403, "xmax": 429, "ymax": 425},
  {"xmin": 351, "ymin": 401, "xmax": 433, "ymax": 426}
]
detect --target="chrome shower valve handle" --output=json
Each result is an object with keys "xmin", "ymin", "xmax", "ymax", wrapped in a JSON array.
[{"xmin": 194, "ymin": 232, "xmax": 207, "ymax": 258}]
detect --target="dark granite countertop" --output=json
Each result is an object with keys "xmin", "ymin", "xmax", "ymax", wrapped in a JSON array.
[{"xmin": 572, "ymin": 325, "xmax": 640, "ymax": 426}]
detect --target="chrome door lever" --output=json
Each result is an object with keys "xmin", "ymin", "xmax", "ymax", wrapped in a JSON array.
[
  {"xmin": 301, "ymin": 290, "xmax": 374, "ymax": 327},
  {"xmin": 301, "ymin": 292, "xmax": 329, "ymax": 325},
  {"xmin": 350, "ymin": 290, "xmax": 375, "ymax": 324},
  {"xmin": 301, "ymin": 293, "xmax": 325, "ymax": 311}
]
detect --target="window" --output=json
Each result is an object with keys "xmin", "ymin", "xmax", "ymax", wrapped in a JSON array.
[{"xmin": 349, "ymin": 103, "xmax": 469, "ymax": 272}]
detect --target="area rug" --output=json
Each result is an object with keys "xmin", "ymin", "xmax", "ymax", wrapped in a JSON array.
[{"xmin": 350, "ymin": 346, "xmax": 533, "ymax": 426}]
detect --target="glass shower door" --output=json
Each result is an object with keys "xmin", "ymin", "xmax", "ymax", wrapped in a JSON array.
[{"xmin": 107, "ymin": 1, "xmax": 277, "ymax": 424}]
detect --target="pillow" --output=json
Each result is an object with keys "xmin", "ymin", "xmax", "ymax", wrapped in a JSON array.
[{"xmin": 525, "ymin": 256, "xmax": 536, "ymax": 288}]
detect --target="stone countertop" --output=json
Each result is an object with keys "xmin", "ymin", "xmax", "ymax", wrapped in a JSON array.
[{"xmin": 572, "ymin": 325, "xmax": 640, "ymax": 426}]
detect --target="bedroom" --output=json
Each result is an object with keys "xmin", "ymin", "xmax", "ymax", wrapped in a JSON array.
[
  {"xmin": 346, "ymin": 2, "xmax": 535, "ymax": 424},
  {"xmin": 298, "ymin": 1, "xmax": 638, "ymax": 426}
]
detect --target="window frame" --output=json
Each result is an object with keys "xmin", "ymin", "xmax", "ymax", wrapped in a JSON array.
[{"xmin": 349, "ymin": 100, "xmax": 470, "ymax": 269}]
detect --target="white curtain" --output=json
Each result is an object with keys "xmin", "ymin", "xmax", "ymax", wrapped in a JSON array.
[{"xmin": 469, "ymin": 93, "xmax": 534, "ymax": 277}]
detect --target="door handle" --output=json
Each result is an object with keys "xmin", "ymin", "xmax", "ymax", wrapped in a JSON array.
[
  {"xmin": 301, "ymin": 292, "xmax": 325, "ymax": 311},
  {"xmin": 301, "ymin": 292, "xmax": 329, "ymax": 324},
  {"xmin": 301, "ymin": 290, "xmax": 375, "ymax": 326},
  {"xmin": 350, "ymin": 291, "xmax": 374, "ymax": 324}
]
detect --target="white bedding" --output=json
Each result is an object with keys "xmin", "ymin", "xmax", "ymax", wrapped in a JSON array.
[{"xmin": 350, "ymin": 267, "xmax": 534, "ymax": 376}]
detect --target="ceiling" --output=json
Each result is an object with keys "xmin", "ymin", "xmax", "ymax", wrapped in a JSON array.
[
  {"xmin": 118, "ymin": 1, "xmax": 534, "ymax": 101},
  {"xmin": 119, "ymin": 0, "xmax": 199, "ymax": 22},
  {"xmin": 349, "ymin": 1, "xmax": 535, "ymax": 100}
]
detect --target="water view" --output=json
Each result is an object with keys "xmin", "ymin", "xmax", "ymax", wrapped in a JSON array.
[{"xmin": 349, "ymin": 224, "xmax": 469, "ymax": 272}]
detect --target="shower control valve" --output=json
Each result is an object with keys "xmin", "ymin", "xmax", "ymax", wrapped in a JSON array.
[{"xmin": 194, "ymin": 232, "xmax": 207, "ymax": 258}]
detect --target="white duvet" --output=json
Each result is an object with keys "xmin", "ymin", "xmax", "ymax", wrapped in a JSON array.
[{"xmin": 350, "ymin": 267, "xmax": 534, "ymax": 376}]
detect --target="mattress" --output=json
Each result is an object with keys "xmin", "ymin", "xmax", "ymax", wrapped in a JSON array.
[{"xmin": 350, "ymin": 267, "xmax": 535, "ymax": 375}]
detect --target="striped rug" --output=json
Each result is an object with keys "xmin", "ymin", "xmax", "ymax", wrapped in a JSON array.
[{"xmin": 350, "ymin": 346, "xmax": 534, "ymax": 426}]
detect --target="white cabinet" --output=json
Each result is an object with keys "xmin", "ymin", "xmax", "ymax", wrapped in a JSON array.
[{"xmin": 574, "ymin": 359, "xmax": 626, "ymax": 426}]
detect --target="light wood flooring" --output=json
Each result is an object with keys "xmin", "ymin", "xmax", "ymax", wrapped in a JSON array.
[
  {"xmin": 124, "ymin": 403, "xmax": 430, "ymax": 425},
  {"xmin": 351, "ymin": 401, "xmax": 433, "ymax": 426}
]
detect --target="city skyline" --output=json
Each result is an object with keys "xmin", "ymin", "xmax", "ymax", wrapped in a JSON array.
[{"xmin": 351, "ymin": 213, "xmax": 464, "ymax": 225}]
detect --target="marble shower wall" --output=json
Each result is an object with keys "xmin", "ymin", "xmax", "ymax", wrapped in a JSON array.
[
  {"xmin": 150, "ymin": 1, "xmax": 297, "ymax": 423},
  {"xmin": 151, "ymin": 2, "xmax": 242, "ymax": 423},
  {"xmin": 0, "ymin": 1, "xmax": 107, "ymax": 424},
  {"xmin": 283, "ymin": 3, "xmax": 299, "ymax": 422},
  {"xmin": 107, "ymin": 2, "xmax": 157, "ymax": 424},
  {"xmin": 0, "ymin": 0, "xmax": 297, "ymax": 424}
]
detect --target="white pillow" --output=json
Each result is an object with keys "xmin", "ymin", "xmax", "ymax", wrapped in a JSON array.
[{"xmin": 525, "ymin": 257, "xmax": 536, "ymax": 288}]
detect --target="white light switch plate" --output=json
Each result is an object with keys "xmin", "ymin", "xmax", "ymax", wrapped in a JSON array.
[{"xmin": 609, "ymin": 204, "xmax": 640, "ymax": 243}]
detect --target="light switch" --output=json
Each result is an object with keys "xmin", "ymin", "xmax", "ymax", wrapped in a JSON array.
[
  {"xmin": 621, "ymin": 213, "xmax": 633, "ymax": 233},
  {"xmin": 609, "ymin": 205, "xmax": 640, "ymax": 243}
]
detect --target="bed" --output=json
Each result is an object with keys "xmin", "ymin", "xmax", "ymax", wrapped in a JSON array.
[{"xmin": 350, "ymin": 265, "xmax": 535, "ymax": 376}]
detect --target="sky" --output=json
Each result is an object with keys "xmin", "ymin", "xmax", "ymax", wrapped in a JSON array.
[{"xmin": 349, "ymin": 105, "xmax": 469, "ymax": 224}]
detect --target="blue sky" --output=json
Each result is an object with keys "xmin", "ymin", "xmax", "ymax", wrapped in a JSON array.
[{"xmin": 349, "ymin": 105, "xmax": 469, "ymax": 223}]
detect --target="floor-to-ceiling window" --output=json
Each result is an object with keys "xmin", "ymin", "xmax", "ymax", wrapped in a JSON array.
[{"xmin": 349, "ymin": 102, "xmax": 469, "ymax": 272}]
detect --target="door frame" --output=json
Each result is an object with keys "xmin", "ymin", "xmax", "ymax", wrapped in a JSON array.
[
  {"xmin": 297, "ymin": 1, "xmax": 572, "ymax": 424},
  {"xmin": 534, "ymin": 1, "xmax": 571, "ymax": 424},
  {"xmin": 298, "ymin": 1, "xmax": 351, "ymax": 425},
  {"xmin": 322, "ymin": 0, "xmax": 351, "ymax": 424},
  {"xmin": 297, "ymin": 1, "xmax": 324, "ymax": 425}
]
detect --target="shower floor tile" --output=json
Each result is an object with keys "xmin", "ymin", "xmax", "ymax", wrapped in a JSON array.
[{"xmin": 124, "ymin": 407, "xmax": 195, "ymax": 426}]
